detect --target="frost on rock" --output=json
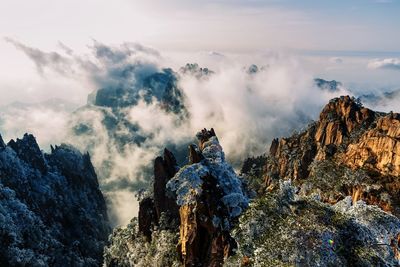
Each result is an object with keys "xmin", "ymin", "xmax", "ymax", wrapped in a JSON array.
[
  {"xmin": 0, "ymin": 133, "xmax": 110, "ymax": 266},
  {"xmin": 166, "ymin": 163, "xmax": 208, "ymax": 206},
  {"xmin": 106, "ymin": 129, "xmax": 250, "ymax": 267},
  {"xmin": 104, "ymin": 218, "xmax": 180, "ymax": 267},
  {"xmin": 165, "ymin": 128, "xmax": 249, "ymax": 266},
  {"xmin": 202, "ymin": 136, "xmax": 249, "ymax": 219},
  {"xmin": 167, "ymin": 133, "xmax": 248, "ymax": 222},
  {"xmin": 226, "ymin": 182, "xmax": 400, "ymax": 267}
]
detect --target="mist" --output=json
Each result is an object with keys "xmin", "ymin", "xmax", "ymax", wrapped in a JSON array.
[{"xmin": 1, "ymin": 40, "xmax": 384, "ymax": 227}]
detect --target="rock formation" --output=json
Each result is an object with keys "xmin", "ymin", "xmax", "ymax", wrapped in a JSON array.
[
  {"xmin": 314, "ymin": 78, "xmax": 343, "ymax": 92},
  {"xmin": 225, "ymin": 181, "xmax": 400, "ymax": 266},
  {"xmin": 105, "ymin": 128, "xmax": 248, "ymax": 266},
  {"xmin": 138, "ymin": 148, "xmax": 179, "ymax": 240},
  {"xmin": 345, "ymin": 113, "xmax": 400, "ymax": 176},
  {"xmin": 166, "ymin": 128, "xmax": 248, "ymax": 266},
  {"xmin": 0, "ymin": 133, "xmax": 110, "ymax": 266},
  {"xmin": 263, "ymin": 95, "xmax": 400, "ymax": 216}
]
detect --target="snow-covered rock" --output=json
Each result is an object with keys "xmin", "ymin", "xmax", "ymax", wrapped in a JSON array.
[{"xmin": 0, "ymin": 133, "xmax": 110, "ymax": 266}]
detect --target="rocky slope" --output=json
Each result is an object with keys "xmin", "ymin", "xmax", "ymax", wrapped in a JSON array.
[
  {"xmin": 263, "ymin": 95, "xmax": 400, "ymax": 217},
  {"xmin": 105, "ymin": 110, "xmax": 400, "ymax": 266},
  {"xmin": 0, "ymin": 133, "xmax": 110, "ymax": 266},
  {"xmin": 226, "ymin": 181, "xmax": 400, "ymax": 266},
  {"xmin": 229, "ymin": 96, "xmax": 400, "ymax": 266}
]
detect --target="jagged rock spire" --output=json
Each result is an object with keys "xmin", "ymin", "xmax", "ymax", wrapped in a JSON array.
[
  {"xmin": 137, "ymin": 128, "xmax": 248, "ymax": 266},
  {"xmin": 7, "ymin": 133, "xmax": 48, "ymax": 174},
  {"xmin": 138, "ymin": 148, "xmax": 180, "ymax": 240},
  {"xmin": 0, "ymin": 133, "xmax": 5, "ymax": 149}
]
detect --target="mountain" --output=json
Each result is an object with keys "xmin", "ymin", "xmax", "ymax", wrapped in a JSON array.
[
  {"xmin": 104, "ymin": 96, "xmax": 400, "ymax": 266},
  {"xmin": 239, "ymin": 95, "xmax": 400, "ymax": 265},
  {"xmin": 358, "ymin": 88, "xmax": 400, "ymax": 108},
  {"xmin": 0, "ymin": 133, "xmax": 110, "ymax": 266},
  {"xmin": 263, "ymin": 95, "xmax": 400, "ymax": 216},
  {"xmin": 68, "ymin": 65, "xmax": 196, "ymax": 194},
  {"xmin": 67, "ymin": 64, "xmax": 212, "ymax": 226},
  {"xmin": 314, "ymin": 78, "xmax": 343, "ymax": 92}
]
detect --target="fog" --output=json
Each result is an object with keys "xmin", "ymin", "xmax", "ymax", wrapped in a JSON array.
[{"xmin": 2, "ymin": 40, "xmax": 399, "ymax": 226}]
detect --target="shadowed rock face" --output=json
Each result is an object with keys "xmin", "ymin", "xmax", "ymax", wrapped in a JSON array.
[
  {"xmin": 263, "ymin": 95, "xmax": 400, "ymax": 217},
  {"xmin": 138, "ymin": 197, "xmax": 156, "ymax": 240},
  {"xmin": 0, "ymin": 133, "xmax": 110, "ymax": 266},
  {"xmin": 138, "ymin": 148, "xmax": 180, "ymax": 240},
  {"xmin": 153, "ymin": 148, "xmax": 180, "ymax": 220},
  {"xmin": 0, "ymin": 134, "xmax": 5, "ymax": 149}
]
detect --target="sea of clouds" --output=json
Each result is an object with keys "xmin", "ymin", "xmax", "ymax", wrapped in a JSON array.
[{"xmin": 2, "ymin": 39, "xmax": 399, "ymax": 226}]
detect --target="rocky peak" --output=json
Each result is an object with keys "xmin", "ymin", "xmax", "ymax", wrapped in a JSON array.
[
  {"xmin": 45, "ymin": 144, "xmax": 99, "ymax": 187},
  {"xmin": 180, "ymin": 63, "xmax": 214, "ymax": 79},
  {"xmin": 138, "ymin": 148, "xmax": 179, "ymax": 240},
  {"xmin": 0, "ymin": 134, "xmax": 5, "ymax": 149},
  {"xmin": 314, "ymin": 78, "xmax": 342, "ymax": 92},
  {"xmin": 7, "ymin": 133, "xmax": 47, "ymax": 174},
  {"xmin": 315, "ymin": 95, "xmax": 375, "ymax": 148},
  {"xmin": 153, "ymin": 148, "xmax": 179, "ymax": 222},
  {"xmin": 132, "ymin": 129, "xmax": 248, "ymax": 266},
  {"xmin": 0, "ymin": 133, "xmax": 110, "ymax": 266},
  {"xmin": 262, "ymin": 96, "xmax": 400, "ymax": 217},
  {"xmin": 167, "ymin": 128, "xmax": 248, "ymax": 266}
]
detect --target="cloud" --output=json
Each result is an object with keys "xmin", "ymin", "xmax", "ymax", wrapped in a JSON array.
[
  {"xmin": 4, "ymin": 37, "xmax": 74, "ymax": 75},
  {"xmin": 329, "ymin": 57, "xmax": 343, "ymax": 64},
  {"xmin": 374, "ymin": 0, "xmax": 393, "ymax": 3},
  {"xmin": 360, "ymin": 88, "xmax": 400, "ymax": 113},
  {"xmin": 367, "ymin": 58, "xmax": 400, "ymax": 70},
  {"xmin": 0, "ymin": 99, "xmax": 73, "ymax": 149},
  {"xmin": 57, "ymin": 42, "xmax": 74, "ymax": 55},
  {"xmin": 5, "ymin": 40, "xmax": 352, "ymax": 226}
]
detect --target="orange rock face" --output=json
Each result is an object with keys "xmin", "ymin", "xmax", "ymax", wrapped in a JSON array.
[
  {"xmin": 344, "ymin": 114, "xmax": 400, "ymax": 176},
  {"xmin": 263, "ymin": 95, "xmax": 400, "ymax": 216},
  {"xmin": 315, "ymin": 95, "xmax": 375, "ymax": 147}
]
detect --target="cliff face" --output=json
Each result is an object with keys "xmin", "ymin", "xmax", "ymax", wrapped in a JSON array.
[
  {"xmin": 0, "ymin": 133, "xmax": 110, "ymax": 266},
  {"xmin": 344, "ymin": 113, "xmax": 400, "ymax": 176},
  {"xmin": 264, "ymin": 95, "xmax": 400, "ymax": 216}
]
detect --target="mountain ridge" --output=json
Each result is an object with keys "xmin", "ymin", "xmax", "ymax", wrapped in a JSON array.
[{"xmin": 0, "ymin": 133, "xmax": 110, "ymax": 266}]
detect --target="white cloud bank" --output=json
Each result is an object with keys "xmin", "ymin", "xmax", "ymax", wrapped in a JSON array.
[
  {"xmin": 367, "ymin": 58, "xmax": 400, "ymax": 70},
  {"xmin": 1, "ymin": 40, "xmax": 351, "ymax": 226}
]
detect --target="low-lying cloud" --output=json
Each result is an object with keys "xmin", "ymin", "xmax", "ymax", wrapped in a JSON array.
[
  {"xmin": 367, "ymin": 58, "xmax": 400, "ymax": 70},
  {"xmin": 3, "ymin": 40, "xmax": 352, "ymax": 226}
]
